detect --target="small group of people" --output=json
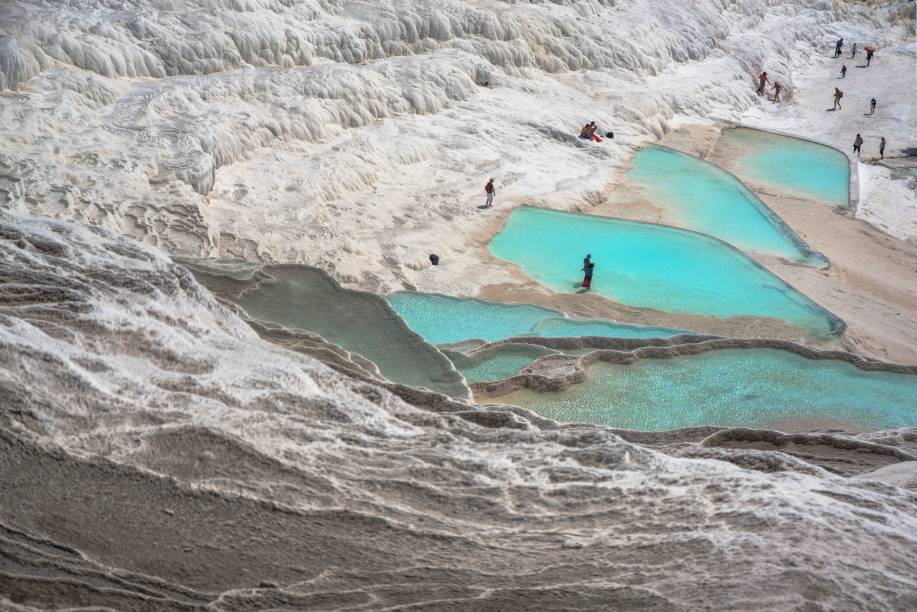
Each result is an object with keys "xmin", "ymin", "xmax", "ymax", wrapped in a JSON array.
[
  {"xmin": 835, "ymin": 38, "xmax": 875, "ymax": 66},
  {"xmin": 580, "ymin": 121, "xmax": 614, "ymax": 141},
  {"xmin": 756, "ymin": 71, "xmax": 783, "ymax": 102},
  {"xmin": 580, "ymin": 121, "xmax": 599, "ymax": 140},
  {"xmin": 852, "ymin": 134, "xmax": 886, "ymax": 159}
]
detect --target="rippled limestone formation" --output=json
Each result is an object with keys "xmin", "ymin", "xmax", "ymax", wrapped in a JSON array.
[
  {"xmin": 2, "ymin": 0, "xmax": 902, "ymax": 292},
  {"xmin": 2, "ymin": 210, "xmax": 916, "ymax": 610}
]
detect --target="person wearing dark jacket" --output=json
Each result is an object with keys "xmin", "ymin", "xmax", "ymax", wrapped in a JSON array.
[
  {"xmin": 853, "ymin": 133, "xmax": 864, "ymax": 156},
  {"xmin": 582, "ymin": 259, "xmax": 595, "ymax": 290}
]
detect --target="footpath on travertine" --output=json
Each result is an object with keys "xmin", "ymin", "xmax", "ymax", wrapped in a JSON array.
[{"xmin": 741, "ymin": 41, "xmax": 917, "ymax": 240}]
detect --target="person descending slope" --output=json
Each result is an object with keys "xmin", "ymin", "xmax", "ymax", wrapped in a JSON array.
[
  {"xmin": 771, "ymin": 82, "xmax": 783, "ymax": 103},
  {"xmin": 483, "ymin": 178, "xmax": 496, "ymax": 208},
  {"xmin": 833, "ymin": 87, "xmax": 843, "ymax": 110},
  {"xmin": 853, "ymin": 133, "xmax": 864, "ymax": 156},
  {"xmin": 582, "ymin": 257, "xmax": 595, "ymax": 290},
  {"xmin": 756, "ymin": 71, "xmax": 770, "ymax": 95}
]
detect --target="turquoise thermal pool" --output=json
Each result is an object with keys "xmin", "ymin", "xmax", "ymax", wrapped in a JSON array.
[
  {"xmin": 387, "ymin": 291, "xmax": 686, "ymax": 345},
  {"xmin": 628, "ymin": 146, "xmax": 825, "ymax": 265},
  {"xmin": 442, "ymin": 344, "xmax": 555, "ymax": 384},
  {"xmin": 718, "ymin": 128, "xmax": 850, "ymax": 207},
  {"xmin": 488, "ymin": 206, "xmax": 842, "ymax": 337},
  {"xmin": 494, "ymin": 349, "xmax": 917, "ymax": 431}
]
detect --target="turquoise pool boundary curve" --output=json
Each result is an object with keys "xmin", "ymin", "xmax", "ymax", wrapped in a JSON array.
[
  {"xmin": 488, "ymin": 205, "xmax": 846, "ymax": 337},
  {"xmin": 646, "ymin": 144, "xmax": 830, "ymax": 268},
  {"xmin": 387, "ymin": 290, "xmax": 689, "ymax": 345},
  {"xmin": 712, "ymin": 120, "xmax": 859, "ymax": 213},
  {"xmin": 472, "ymin": 337, "xmax": 917, "ymax": 432}
]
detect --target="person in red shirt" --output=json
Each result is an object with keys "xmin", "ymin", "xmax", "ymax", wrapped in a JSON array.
[{"xmin": 483, "ymin": 178, "xmax": 495, "ymax": 208}]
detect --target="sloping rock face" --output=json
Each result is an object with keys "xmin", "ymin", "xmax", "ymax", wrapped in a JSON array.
[{"xmin": 2, "ymin": 211, "xmax": 917, "ymax": 609}]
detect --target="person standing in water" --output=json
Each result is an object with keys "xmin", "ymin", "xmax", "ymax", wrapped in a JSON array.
[
  {"xmin": 870, "ymin": 97, "xmax": 877, "ymax": 115},
  {"xmin": 840, "ymin": 64, "xmax": 847, "ymax": 78},
  {"xmin": 582, "ymin": 258, "xmax": 595, "ymax": 290},
  {"xmin": 833, "ymin": 87, "xmax": 843, "ymax": 110},
  {"xmin": 756, "ymin": 71, "xmax": 770, "ymax": 96},
  {"xmin": 771, "ymin": 81, "xmax": 783, "ymax": 103},
  {"xmin": 483, "ymin": 178, "xmax": 495, "ymax": 208},
  {"xmin": 879, "ymin": 137, "xmax": 886, "ymax": 159},
  {"xmin": 853, "ymin": 133, "xmax": 864, "ymax": 156}
]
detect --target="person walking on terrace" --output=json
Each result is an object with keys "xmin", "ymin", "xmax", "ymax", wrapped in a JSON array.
[
  {"xmin": 483, "ymin": 178, "xmax": 495, "ymax": 208},
  {"xmin": 833, "ymin": 87, "xmax": 843, "ymax": 110},
  {"xmin": 771, "ymin": 81, "xmax": 783, "ymax": 103},
  {"xmin": 840, "ymin": 64, "xmax": 847, "ymax": 78},
  {"xmin": 879, "ymin": 136, "xmax": 886, "ymax": 159},
  {"xmin": 866, "ymin": 48, "xmax": 874, "ymax": 66},
  {"xmin": 853, "ymin": 133, "xmax": 863, "ymax": 156},
  {"xmin": 870, "ymin": 97, "xmax": 877, "ymax": 115},
  {"xmin": 850, "ymin": 42, "xmax": 857, "ymax": 59},
  {"xmin": 834, "ymin": 38, "xmax": 843, "ymax": 58}
]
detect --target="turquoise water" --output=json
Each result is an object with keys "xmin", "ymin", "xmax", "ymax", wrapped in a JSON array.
[
  {"xmin": 443, "ymin": 344, "xmax": 555, "ymax": 384},
  {"xmin": 531, "ymin": 317, "xmax": 686, "ymax": 339},
  {"xmin": 387, "ymin": 291, "xmax": 686, "ymax": 345},
  {"xmin": 496, "ymin": 349, "xmax": 917, "ymax": 431},
  {"xmin": 461, "ymin": 353, "xmax": 538, "ymax": 383},
  {"xmin": 629, "ymin": 146, "xmax": 823, "ymax": 264},
  {"xmin": 488, "ymin": 206, "xmax": 842, "ymax": 337},
  {"xmin": 720, "ymin": 128, "xmax": 849, "ymax": 207}
]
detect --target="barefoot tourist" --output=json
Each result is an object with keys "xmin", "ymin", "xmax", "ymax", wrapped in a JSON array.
[{"xmin": 483, "ymin": 178, "xmax": 495, "ymax": 208}]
